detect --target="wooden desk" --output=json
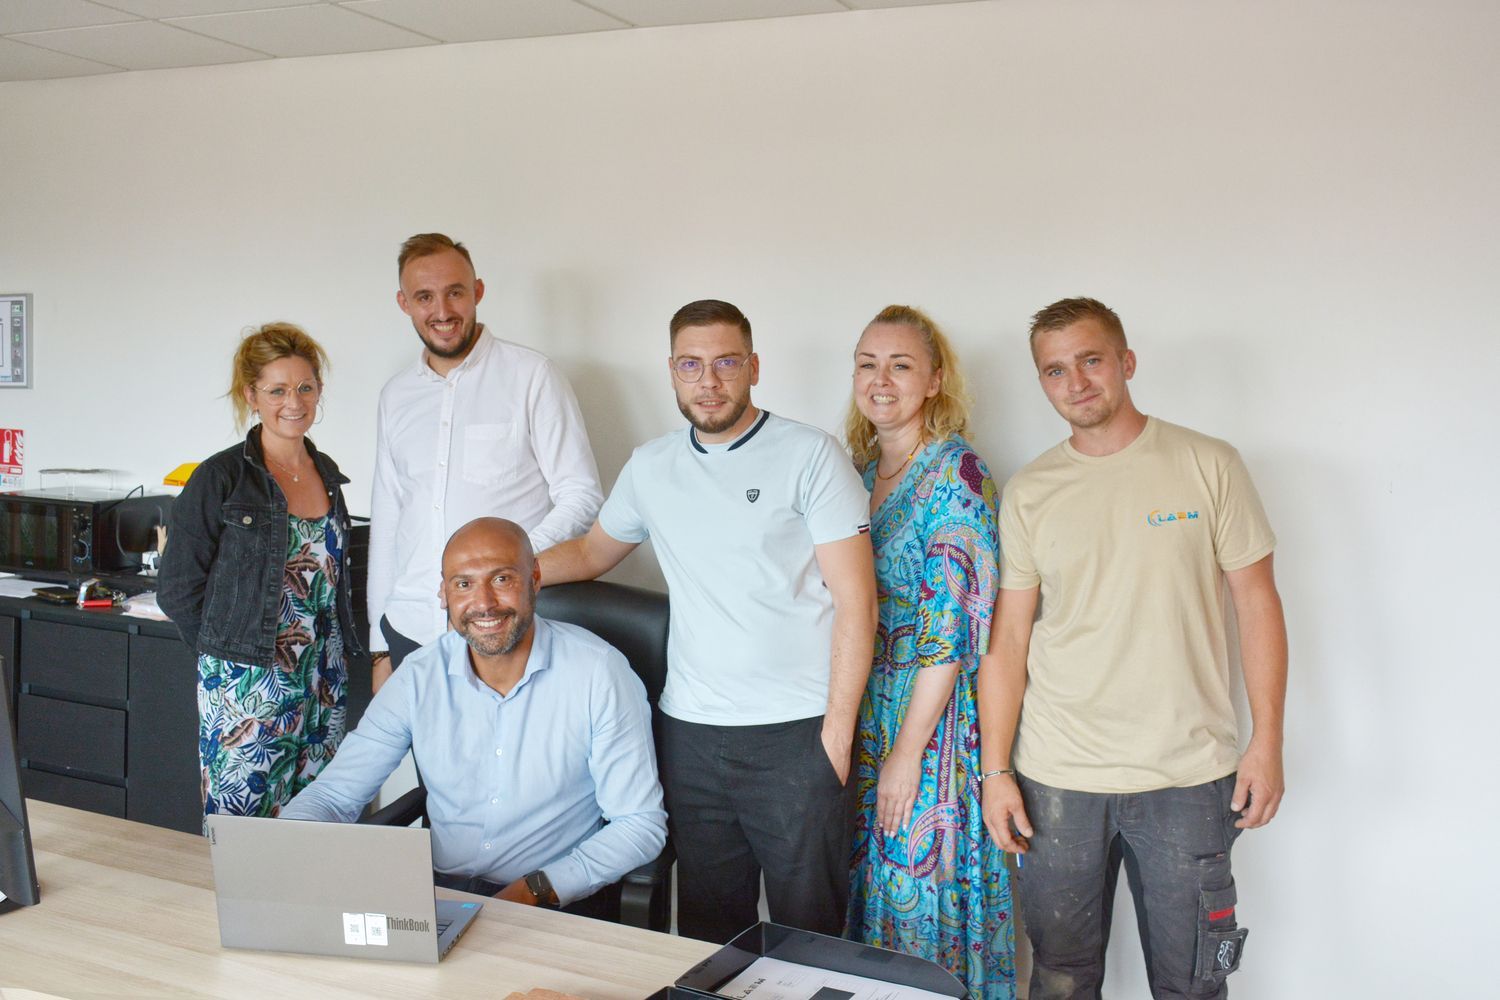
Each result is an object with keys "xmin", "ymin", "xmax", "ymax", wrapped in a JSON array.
[{"xmin": 1, "ymin": 801, "xmax": 717, "ymax": 998}]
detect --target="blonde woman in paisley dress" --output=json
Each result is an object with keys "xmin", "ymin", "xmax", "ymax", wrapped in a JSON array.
[
  {"xmin": 160, "ymin": 324, "xmax": 363, "ymax": 826},
  {"xmin": 843, "ymin": 305, "xmax": 1015, "ymax": 999}
]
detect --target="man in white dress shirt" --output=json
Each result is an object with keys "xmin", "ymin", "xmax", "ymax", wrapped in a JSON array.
[{"xmin": 368, "ymin": 233, "xmax": 602, "ymax": 690}]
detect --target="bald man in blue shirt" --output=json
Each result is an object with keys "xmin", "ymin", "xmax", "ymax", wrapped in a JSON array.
[{"xmin": 283, "ymin": 517, "xmax": 665, "ymax": 916}]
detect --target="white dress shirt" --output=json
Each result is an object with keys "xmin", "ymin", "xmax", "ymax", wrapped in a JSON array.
[
  {"xmin": 368, "ymin": 329, "xmax": 602, "ymax": 650},
  {"xmin": 282, "ymin": 618, "xmax": 666, "ymax": 905}
]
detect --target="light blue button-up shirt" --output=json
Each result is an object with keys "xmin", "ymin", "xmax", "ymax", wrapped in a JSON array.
[{"xmin": 282, "ymin": 617, "xmax": 666, "ymax": 904}]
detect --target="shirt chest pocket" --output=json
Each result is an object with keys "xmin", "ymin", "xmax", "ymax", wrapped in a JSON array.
[{"xmin": 461, "ymin": 423, "xmax": 520, "ymax": 487}]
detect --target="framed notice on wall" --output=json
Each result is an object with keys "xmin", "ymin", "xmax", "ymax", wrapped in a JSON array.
[{"xmin": 1, "ymin": 294, "xmax": 31, "ymax": 388}]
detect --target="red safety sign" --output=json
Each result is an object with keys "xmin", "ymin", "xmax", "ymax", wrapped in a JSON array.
[{"xmin": 0, "ymin": 428, "xmax": 23, "ymax": 476}]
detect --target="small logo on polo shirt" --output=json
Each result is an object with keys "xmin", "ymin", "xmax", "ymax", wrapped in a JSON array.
[
  {"xmin": 1147, "ymin": 509, "xmax": 1200, "ymax": 526},
  {"xmin": 746, "ymin": 489, "xmax": 760, "ymax": 503}
]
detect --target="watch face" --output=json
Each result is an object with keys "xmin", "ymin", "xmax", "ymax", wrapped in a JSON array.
[{"xmin": 525, "ymin": 870, "xmax": 557, "ymax": 906}]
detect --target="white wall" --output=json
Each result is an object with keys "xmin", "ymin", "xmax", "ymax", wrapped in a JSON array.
[{"xmin": 2, "ymin": 0, "xmax": 1495, "ymax": 994}]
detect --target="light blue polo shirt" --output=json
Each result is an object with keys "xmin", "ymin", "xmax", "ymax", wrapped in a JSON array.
[{"xmin": 599, "ymin": 410, "xmax": 871, "ymax": 726}]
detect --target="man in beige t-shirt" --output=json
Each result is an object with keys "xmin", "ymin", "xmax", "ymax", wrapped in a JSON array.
[{"xmin": 977, "ymin": 298, "xmax": 1288, "ymax": 1000}]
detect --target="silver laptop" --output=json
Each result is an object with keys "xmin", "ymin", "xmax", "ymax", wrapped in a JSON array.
[{"xmin": 206, "ymin": 814, "xmax": 482, "ymax": 964}]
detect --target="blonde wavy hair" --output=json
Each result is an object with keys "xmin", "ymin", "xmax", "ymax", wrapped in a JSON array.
[
  {"xmin": 843, "ymin": 305, "xmax": 971, "ymax": 469},
  {"xmin": 228, "ymin": 322, "xmax": 330, "ymax": 431}
]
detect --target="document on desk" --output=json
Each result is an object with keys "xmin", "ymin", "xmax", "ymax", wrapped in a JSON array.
[
  {"xmin": 0, "ymin": 576, "xmax": 46, "ymax": 598},
  {"xmin": 717, "ymin": 957, "xmax": 955, "ymax": 1000},
  {"xmin": 119, "ymin": 591, "xmax": 169, "ymax": 620}
]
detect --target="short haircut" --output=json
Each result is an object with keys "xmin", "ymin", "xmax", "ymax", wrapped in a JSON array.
[
  {"xmin": 1028, "ymin": 297, "xmax": 1127, "ymax": 359},
  {"xmin": 669, "ymin": 299, "xmax": 752, "ymax": 350},
  {"xmin": 442, "ymin": 516, "xmax": 534, "ymax": 572},
  {"xmin": 397, "ymin": 233, "xmax": 474, "ymax": 281},
  {"xmin": 228, "ymin": 322, "xmax": 330, "ymax": 431}
]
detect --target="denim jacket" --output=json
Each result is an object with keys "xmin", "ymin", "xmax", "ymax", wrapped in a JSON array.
[{"xmin": 158, "ymin": 427, "xmax": 365, "ymax": 667}]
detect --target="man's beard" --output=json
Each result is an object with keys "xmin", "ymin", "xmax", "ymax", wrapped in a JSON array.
[
  {"xmin": 458, "ymin": 605, "xmax": 534, "ymax": 657},
  {"xmin": 417, "ymin": 317, "xmax": 480, "ymax": 360},
  {"xmin": 677, "ymin": 393, "xmax": 750, "ymax": 436}
]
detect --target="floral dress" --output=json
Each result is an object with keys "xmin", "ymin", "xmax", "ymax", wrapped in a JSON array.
[
  {"xmin": 197, "ymin": 513, "xmax": 348, "ymax": 824},
  {"xmin": 847, "ymin": 435, "xmax": 1015, "ymax": 1000}
]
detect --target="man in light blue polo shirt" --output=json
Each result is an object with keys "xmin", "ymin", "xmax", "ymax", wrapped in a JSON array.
[
  {"xmin": 283, "ymin": 517, "xmax": 665, "ymax": 918},
  {"xmin": 539, "ymin": 299, "xmax": 878, "ymax": 942}
]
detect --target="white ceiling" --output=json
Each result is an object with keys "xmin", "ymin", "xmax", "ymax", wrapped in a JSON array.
[{"xmin": 0, "ymin": 0, "xmax": 977, "ymax": 81}]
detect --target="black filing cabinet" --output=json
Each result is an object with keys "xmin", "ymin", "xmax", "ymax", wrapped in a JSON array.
[
  {"xmin": 0, "ymin": 613, "xmax": 17, "ymax": 723},
  {"xmin": 4, "ymin": 604, "xmax": 200, "ymax": 833}
]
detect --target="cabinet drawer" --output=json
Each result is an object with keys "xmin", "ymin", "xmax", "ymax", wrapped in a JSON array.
[
  {"xmin": 18, "ymin": 693, "xmax": 126, "ymax": 779},
  {"xmin": 1, "ymin": 613, "xmax": 17, "ymax": 716},
  {"xmin": 20, "ymin": 619, "xmax": 128, "ymax": 702},
  {"xmin": 22, "ymin": 766, "xmax": 127, "ymax": 818}
]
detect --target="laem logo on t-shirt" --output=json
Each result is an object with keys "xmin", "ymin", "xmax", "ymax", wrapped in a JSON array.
[{"xmin": 1147, "ymin": 509, "xmax": 1200, "ymax": 526}]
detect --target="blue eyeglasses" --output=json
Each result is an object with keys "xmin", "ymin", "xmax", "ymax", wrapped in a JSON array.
[{"xmin": 672, "ymin": 356, "xmax": 749, "ymax": 383}]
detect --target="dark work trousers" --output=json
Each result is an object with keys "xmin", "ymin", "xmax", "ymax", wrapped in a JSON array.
[
  {"xmin": 1015, "ymin": 773, "xmax": 1249, "ymax": 1000},
  {"xmin": 659, "ymin": 714, "xmax": 851, "ymax": 944},
  {"xmin": 379, "ymin": 616, "xmax": 423, "ymax": 670},
  {"xmin": 432, "ymin": 871, "xmax": 621, "ymax": 922}
]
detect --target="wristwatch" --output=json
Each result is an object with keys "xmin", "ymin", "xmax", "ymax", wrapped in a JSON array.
[{"xmin": 523, "ymin": 869, "xmax": 560, "ymax": 908}]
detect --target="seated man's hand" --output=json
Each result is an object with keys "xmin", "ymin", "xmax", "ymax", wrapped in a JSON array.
[{"xmin": 494, "ymin": 878, "xmax": 538, "ymax": 906}]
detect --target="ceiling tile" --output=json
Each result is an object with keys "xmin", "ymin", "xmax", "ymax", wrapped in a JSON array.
[
  {"xmin": 339, "ymin": 0, "xmax": 625, "ymax": 43},
  {"xmin": 99, "ymin": 0, "xmax": 320, "ymax": 16},
  {"xmin": 13, "ymin": 20, "xmax": 268, "ymax": 70},
  {"xmin": 587, "ymin": 0, "xmax": 844, "ymax": 28},
  {"xmin": 0, "ymin": 36, "xmax": 120, "ymax": 79},
  {"xmin": 167, "ymin": 5, "xmax": 434, "ymax": 58},
  {"xmin": 840, "ymin": 0, "xmax": 975, "ymax": 9},
  {"xmin": 0, "ymin": 0, "xmax": 138, "ymax": 34}
]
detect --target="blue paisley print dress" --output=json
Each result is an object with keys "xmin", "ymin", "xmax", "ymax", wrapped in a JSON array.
[
  {"xmin": 847, "ymin": 435, "xmax": 1015, "ymax": 999},
  {"xmin": 197, "ymin": 513, "xmax": 348, "ymax": 824}
]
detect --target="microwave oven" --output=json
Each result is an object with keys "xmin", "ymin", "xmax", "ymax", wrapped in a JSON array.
[{"xmin": 0, "ymin": 488, "xmax": 173, "ymax": 578}]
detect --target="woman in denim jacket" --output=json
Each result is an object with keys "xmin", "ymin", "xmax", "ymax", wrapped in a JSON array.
[{"xmin": 159, "ymin": 323, "xmax": 363, "ymax": 825}]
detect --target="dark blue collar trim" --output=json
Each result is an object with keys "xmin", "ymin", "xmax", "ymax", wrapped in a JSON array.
[
  {"xmin": 690, "ymin": 409, "xmax": 770, "ymax": 454},
  {"xmin": 727, "ymin": 409, "xmax": 770, "ymax": 451}
]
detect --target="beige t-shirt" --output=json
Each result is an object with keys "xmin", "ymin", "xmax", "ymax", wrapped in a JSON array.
[{"xmin": 999, "ymin": 417, "xmax": 1276, "ymax": 794}]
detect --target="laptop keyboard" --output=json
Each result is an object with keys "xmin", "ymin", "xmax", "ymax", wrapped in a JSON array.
[{"xmin": 437, "ymin": 918, "xmax": 453, "ymax": 935}]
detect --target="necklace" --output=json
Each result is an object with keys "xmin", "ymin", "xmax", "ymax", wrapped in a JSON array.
[
  {"xmin": 266, "ymin": 453, "xmax": 308, "ymax": 484},
  {"xmin": 876, "ymin": 440, "xmax": 923, "ymax": 481}
]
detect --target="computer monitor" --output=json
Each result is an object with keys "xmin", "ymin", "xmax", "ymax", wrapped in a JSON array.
[{"xmin": 0, "ymin": 668, "xmax": 39, "ymax": 913}]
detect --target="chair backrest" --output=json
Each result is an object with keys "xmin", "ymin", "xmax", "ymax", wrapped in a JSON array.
[{"xmin": 535, "ymin": 581, "xmax": 669, "ymax": 705}]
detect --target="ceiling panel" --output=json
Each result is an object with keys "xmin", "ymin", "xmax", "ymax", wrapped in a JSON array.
[
  {"xmin": 100, "ymin": 0, "xmax": 321, "ymax": 15},
  {"xmin": 13, "ymin": 20, "xmax": 267, "ymax": 70},
  {"xmin": 841, "ymin": 0, "xmax": 975, "ymax": 8},
  {"xmin": 587, "ymin": 0, "xmax": 845, "ymax": 28},
  {"xmin": 167, "ymin": 4, "xmax": 435, "ymax": 59},
  {"xmin": 0, "ymin": 0, "xmax": 981, "ymax": 81},
  {"xmin": 340, "ymin": 0, "xmax": 626, "ymax": 43},
  {"xmin": 0, "ymin": 35, "xmax": 119, "ymax": 79},
  {"xmin": 0, "ymin": 0, "xmax": 138, "ymax": 34}
]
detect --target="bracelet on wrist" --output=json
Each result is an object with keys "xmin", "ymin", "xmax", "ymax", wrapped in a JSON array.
[{"xmin": 980, "ymin": 768, "xmax": 1016, "ymax": 781}]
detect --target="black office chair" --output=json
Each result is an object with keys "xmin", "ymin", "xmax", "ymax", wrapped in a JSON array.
[{"xmin": 362, "ymin": 580, "xmax": 674, "ymax": 932}]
